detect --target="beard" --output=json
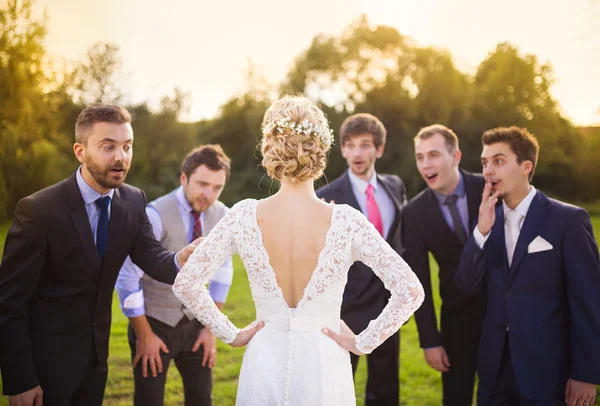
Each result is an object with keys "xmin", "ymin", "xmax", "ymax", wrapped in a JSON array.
[
  {"xmin": 84, "ymin": 156, "xmax": 129, "ymax": 189},
  {"xmin": 191, "ymin": 198, "xmax": 211, "ymax": 213},
  {"xmin": 351, "ymin": 159, "xmax": 374, "ymax": 176}
]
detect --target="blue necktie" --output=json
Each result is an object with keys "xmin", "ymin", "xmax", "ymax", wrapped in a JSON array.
[{"xmin": 95, "ymin": 196, "xmax": 111, "ymax": 262}]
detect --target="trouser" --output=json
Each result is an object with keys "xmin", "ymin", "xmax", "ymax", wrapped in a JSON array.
[
  {"xmin": 440, "ymin": 307, "xmax": 481, "ymax": 406},
  {"xmin": 43, "ymin": 346, "xmax": 108, "ymax": 406},
  {"xmin": 350, "ymin": 330, "xmax": 400, "ymax": 406},
  {"xmin": 128, "ymin": 316, "xmax": 213, "ymax": 406}
]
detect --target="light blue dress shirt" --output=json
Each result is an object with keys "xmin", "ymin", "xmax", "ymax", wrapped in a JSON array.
[
  {"xmin": 76, "ymin": 167, "xmax": 115, "ymax": 243},
  {"xmin": 116, "ymin": 187, "xmax": 233, "ymax": 318},
  {"xmin": 347, "ymin": 169, "xmax": 396, "ymax": 240}
]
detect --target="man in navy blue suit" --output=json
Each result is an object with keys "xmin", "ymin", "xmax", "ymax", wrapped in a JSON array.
[{"xmin": 456, "ymin": 126, "xmax": 600, "ymax": 405}]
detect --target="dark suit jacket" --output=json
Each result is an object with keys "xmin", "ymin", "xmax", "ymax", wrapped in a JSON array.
[
  {"xmin": 456, "ymin": 191, "xmax": 600, "ymax": 400},
  {"xmin": 0, "ymin": 172, "xmax": 178, "ymax": 396},
  {"xmin": 316, "ymin": 170, "xmax": 407, "ymax": 333},
  {"xmin": 402, "ymin": 169, "xmax": 486, "ymax": 348}
]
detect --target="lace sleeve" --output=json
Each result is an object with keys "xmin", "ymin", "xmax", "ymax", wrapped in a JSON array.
[
  {"xmin": 350, "ymin": 209, "xmax": 424, "ymax": 354},
  {"xmin": 172, "ymin": 203, "xmax": 243, "ymax": 344}
]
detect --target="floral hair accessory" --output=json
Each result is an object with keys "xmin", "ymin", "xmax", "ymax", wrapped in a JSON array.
[{"xmin": 262, "ymin": 117, "xmax": 335, "ymax": 147}]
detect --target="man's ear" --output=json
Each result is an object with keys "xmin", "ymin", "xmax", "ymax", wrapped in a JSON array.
[
  {"xmin": 73, "ymin": 143, "xmax": 85, "ymax": 164},
  {"xmin": 376, "ymin": 144, "xmax": 385, "ymax": 159},
  {"xmin": 453, "ymin": 148, "xmax": 462, "ymax": 166},
  {"xmin": 522, "ymin": 160, "xmax": 533, "ymax": 177},
  {"xmin": 180, "ymin": 172, "xmax": 188, "ymax": 187}
]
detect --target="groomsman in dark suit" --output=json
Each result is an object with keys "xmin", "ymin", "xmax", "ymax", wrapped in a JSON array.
[
  {"xmin": 317, "ymin": 113, "xmax": 407, "ymax": 406},
  {"xmin": 456, "ymin": 127, "xmax": 600, "ymax": 405},
  {"xmin": 0, "ymin": 105, "xmax": 197, "ymax": 406},
  {"xmin": 402, "ymin": 125, "xmax": 486, "ymax": 406}
]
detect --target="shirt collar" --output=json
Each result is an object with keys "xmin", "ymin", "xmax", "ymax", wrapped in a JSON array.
[
  {"xmin": 347, "ymin": 168, "xmax": 378, "ymax": 195},
  {"xmin": 503, "ymin": 185, "xmax": 537, "ymax": 218},
  {"xmin": 76, "ymin": 166, "xmax": 114, "ymax": 205},
  {"xmin": 175, "ymin": 186, "xmax": 193, "ymax": 213},
  {"xmin": 432, "ymin": 171, "xmax": 465, "ymax": 205},
  {"xmin": 176, "ymin": 186, "xmax": 205, "ymax": 221}
]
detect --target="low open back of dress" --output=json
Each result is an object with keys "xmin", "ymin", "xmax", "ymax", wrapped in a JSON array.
[{"xmin": 254, "ymin": 199, "xmax": 335, "ymax": 309}]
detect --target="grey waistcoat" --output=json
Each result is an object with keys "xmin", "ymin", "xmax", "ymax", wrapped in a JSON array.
[{"xmin": 141, "ymin": 190, "xmax": 228, "ymax": 327}]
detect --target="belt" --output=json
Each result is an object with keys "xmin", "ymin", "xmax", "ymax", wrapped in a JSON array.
[{"xmin": 257, "ymin": 310, "xmax": 339, "ymax": 332}]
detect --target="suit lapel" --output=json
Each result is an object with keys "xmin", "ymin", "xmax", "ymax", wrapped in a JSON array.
[
  {"xmin": 67, "ymin": 173, "xmax": 101, "ymax": 272},
  {"xmin": 377, "ymin": 174, "xmax": 402, "ymax": 214},
  {"xmin": 337, "ymin": 171, "xmax": 361, "ymax": 211},
  {"xmin": 101, "ymin": 188, "xmax": 126, "ymax": 274},
  {"xmin": 376, "ymin": 175, "xmax": 402, "ymax": 244},
  {"xmin": 423, "ymin": 188, "xmax": 464, "ymax": 245},
  {"xmin": 509, "ymin": 191, "xmax": 550, "ymax": 276},
  {"xmin": 463, "ymin": 170, "xmax": 482, "ymax": 232},
  {"xmin": 489, "ymin": 206, "xmax": 508, "ymax": 269}
]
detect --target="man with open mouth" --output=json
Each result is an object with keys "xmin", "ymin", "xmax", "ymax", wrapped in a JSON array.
[
  {"xmin": 317, "ymin": 113, "xmax": 407, "ymax": 406},
  {"xmin": 403, "ymin": 124, "xmax": 486, "ymax": 406},
  {"xmin": 0, "ymin": 104, "xmax": 198, "ymax": 406}
]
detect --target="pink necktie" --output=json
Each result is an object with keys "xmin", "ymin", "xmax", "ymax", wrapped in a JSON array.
[{"xmin": 366, "ymin": 184, "xmax": 384, "ymax": 236}]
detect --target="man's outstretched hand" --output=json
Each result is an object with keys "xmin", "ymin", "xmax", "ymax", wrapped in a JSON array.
[{"xmin": 177, "ymin": 237, "xmax": 204, "ymax": 267}]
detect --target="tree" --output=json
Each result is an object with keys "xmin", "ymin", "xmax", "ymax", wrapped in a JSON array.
[
  {"xmin": 0, "ymin": 0, "xmax": 74, "ymax": 220},
  {"xmin": 282, "ymin": 15, "xmax": 413, "ymax": 113},
  {"xmin": 125, "ymin": 89, "xmax": 197, "ymax": 201},
  {"xmin": 72, "ymin": 41, "xmax": 124, "ymax": 105},
  {"xmin": 282, "ymin": 16, "xmax": 474, "ymax": 195},
  {"xmin": 471, "ymin": 43, "xmax": 580, "ymax": 197},
  {"xmin": 197, "ymin": 91, "xmax": 272, "ymax": 205}
]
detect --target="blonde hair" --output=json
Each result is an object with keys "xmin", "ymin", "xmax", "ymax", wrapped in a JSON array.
[{"xmin": 261, "ymin": 96, "xmax": 332, "ymax": 182}]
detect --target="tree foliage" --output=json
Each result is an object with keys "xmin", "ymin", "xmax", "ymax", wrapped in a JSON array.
[{"xmin": 0, "ymin": 8, "xmax": 597, "ymax": 221}]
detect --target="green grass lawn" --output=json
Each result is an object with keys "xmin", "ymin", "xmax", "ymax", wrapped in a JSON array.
[
  {"xmin": 98, "ymin": 256, "xmax": 445, "ymax": 406},
  {"xmin": 1, "ymin": 217, "xmax": 600, "ymax": 405},
  {"xmin": 96, "ymin": 257, "xmax": 446, "ymax": 406}
]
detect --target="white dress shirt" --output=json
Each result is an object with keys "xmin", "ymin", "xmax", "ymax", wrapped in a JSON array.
[{"xmin": 474, "ymin": 186, "xmax": 538, "ymax": 249}]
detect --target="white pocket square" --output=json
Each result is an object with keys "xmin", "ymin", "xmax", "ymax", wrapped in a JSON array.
[{"xmin": 528, "ymin": 236, "xmax": 553, "ymax": 254}]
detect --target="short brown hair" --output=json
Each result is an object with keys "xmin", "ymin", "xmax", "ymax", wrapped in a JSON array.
[
  {"xmin": 181, "ymin": 144, "xmax": 231, "ymax": 181},
  {"xmin": 415, "ymin": 124, "xmax": 459, "ymax": 152},
  {"xmin": 482, "ymin": 126, "xmax": 540, "ymax": 181},
  {"xmin": 339, "ymin": 113, "xmax": 386, "ymax": 148},
  {"xmin": 75, "ymin": 104, "xmax": 132, "ymax": 144}
]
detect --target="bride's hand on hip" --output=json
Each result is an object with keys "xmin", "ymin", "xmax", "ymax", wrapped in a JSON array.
[
  {"xmin": 323, "ymin": 320, "xmax": 364, "ymax": 356},
  {"xmin": 230, "ymin": 320, "xmax": 265, "ymax": 347}
]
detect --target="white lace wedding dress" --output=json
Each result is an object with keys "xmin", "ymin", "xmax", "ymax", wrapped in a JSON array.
[{"xmin": 173, "ymin": 199, "xmax": 424, "ymax": 406}]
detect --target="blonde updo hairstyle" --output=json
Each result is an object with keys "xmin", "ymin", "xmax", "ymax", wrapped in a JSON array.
[{"xmin": 261, "ymin": 96, "xmax": 332, "ymax": 182}]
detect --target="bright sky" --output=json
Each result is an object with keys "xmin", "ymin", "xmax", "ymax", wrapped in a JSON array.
[{"xmin": 39, "ymin": 0, "xmax": 599, "ymax": 125}]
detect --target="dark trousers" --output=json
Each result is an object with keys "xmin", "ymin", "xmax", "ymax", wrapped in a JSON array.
[
  {"xmin": 43, "ymin": 346, "xmax": 108, "ymax": 406},
  {"xmin": 128, "ymin": 316, "xmax": 213, "ymax": 406},
  {"xmin": 351, "ymin": 330, "xmax": 400, "ymax": 406},
  {"xmin": 440, "ymin": 308, "xmax": 481, "ymax": 406},
  {"xmin": 478, "ymin": 336, "xmax": 563, "ymax": 406}
]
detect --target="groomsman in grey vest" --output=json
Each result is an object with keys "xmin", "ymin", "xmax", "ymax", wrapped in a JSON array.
[{"xmin": 116, "ymin": 145, "xmax": 234, "ymax": 406}]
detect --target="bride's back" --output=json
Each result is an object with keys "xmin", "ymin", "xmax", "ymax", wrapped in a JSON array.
[
  {"xmin": 256, "ymin": 197, "xmax": 333, "ymax": 308},
  {"xmin": 257, "ymin": 95, "xmax": 336, "ymax": 308}
]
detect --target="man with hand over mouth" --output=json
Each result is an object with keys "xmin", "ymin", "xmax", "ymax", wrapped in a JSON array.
[{"xmin": 456, "ymin": 126, "xmax": 600, "ymax": 406}]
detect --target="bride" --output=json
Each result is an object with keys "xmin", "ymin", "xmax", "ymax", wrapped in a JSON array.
[{"xmin": 172, "ymin": 95, "xmax": 424, "ymax": 405}]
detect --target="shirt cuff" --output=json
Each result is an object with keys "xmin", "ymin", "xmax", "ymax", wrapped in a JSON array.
[
  {"xmin": 208, "ymin": 281, "xmax": 231, "ymax": 303},
  {"xmin": 473, "ymin": 226, "xmax": 490, "ymax": 249},
  {"xmin": 121, "ymin": 289, "xmax": 145, "ymax": 317},
  {"xmin": 123, "ymin": 306, "xmax": 146, "ymax": 318},
  {"xmin": 174, "ymin": 253, "xmax": 182, "ymax": 271}
]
